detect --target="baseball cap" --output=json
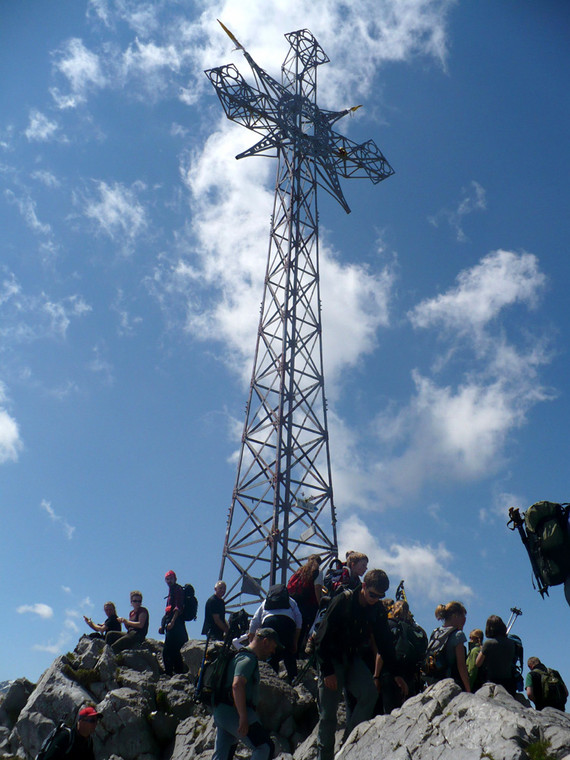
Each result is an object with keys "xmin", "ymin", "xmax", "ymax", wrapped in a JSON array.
[
  {"xmin": 79, "ymin": 706, "xmax": 101, "ymax": 719},
  {"xmin": 256, "ymin": 627, "xmax": 283, "ymax": 649}
]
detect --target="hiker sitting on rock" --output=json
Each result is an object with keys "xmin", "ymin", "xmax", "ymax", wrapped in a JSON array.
[
  {"xmin": 475, "ymin": 615, "xmax": 519, "ymax": 696},
  {"xmin": 105, "ymin": 590, "xmax": 149, "ymax": 653},
  {"xmin": 83, "ymin": 602, "xmax": 121, "ymax": 640}
]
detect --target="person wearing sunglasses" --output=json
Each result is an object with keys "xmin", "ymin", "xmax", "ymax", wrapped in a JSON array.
[
  {"xmin": 105, "ymin": 591, "xmax": 149, "ymax": 653},
  {"xmin": 314, "ymin": 568, "xmax": 408, "ymax": 760}
]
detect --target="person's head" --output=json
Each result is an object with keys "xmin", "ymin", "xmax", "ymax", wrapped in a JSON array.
[
  {"xmin": 214, "ymin": 580, "xmax": 226, "ymax": 598},
  {"xmin": 485, "ymin": 615, "xmax": 507, "ymax": 638},
  {"xmin": 435, "ymin": 601, "xmax": 467, "ymax": 629},
  {"xmin": 77, "ymin": 705, "xmax": 101, "ymax": 737},
  {"xmin": 252, "ymin": 627, "xmax": 281, "ymax": 659},
  {"xmin": 361, "ymin": 569, "xmax": 389, "ymax": 606},
  {"xmin": 296, "ymin": 554, "xmax": 322, "ymax": 582},
  {"xmin": 103, "ymin": 602, "xmax": 117, "ymax": 617},
  {"xmin": 165, "ymin": 570, "xmax": 177, "ymax": 586},
  {"xmin": 469, "ymin": 628, "xmax": 483, "ymax": 646},
  {"xmin": 348, "ymin": 552, "xmax": 369, "ymax": 578},
  {"xmin": 392, "ymin": 600, "xmax": 411, "ymax": 622},
  {"xmin": 130, "ymin": 590, "xmax": 143, "ymax": 606},
  {"xmin": 527, "ymin": 656, "xmax": 542, "ymax": 671}
]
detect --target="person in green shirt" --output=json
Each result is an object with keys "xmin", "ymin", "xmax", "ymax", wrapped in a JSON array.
[{"xmin": 212, "ymin": 627, "xmax": 281, "ymax": 760}]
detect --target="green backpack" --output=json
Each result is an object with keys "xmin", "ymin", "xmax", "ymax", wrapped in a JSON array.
[
  {"xmin": 524, "ymin": 501, "xmax": 570, "ymax": 588},
  {"xmin": 537, "ymin": 666, "xmax": 567, "ymax": 707}
]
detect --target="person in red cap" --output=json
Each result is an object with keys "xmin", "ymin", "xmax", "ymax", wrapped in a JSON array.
[
  {"xmin": 40, "ymin": 704, "xmax": 101, "ymax": 760},
  {"xmin": 159, "ymin": 570, "xmax": 188, "ymax": 675}
]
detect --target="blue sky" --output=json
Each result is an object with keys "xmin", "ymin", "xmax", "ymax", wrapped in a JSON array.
[{"xmin": 2, "ymin": 0, "xmax": 570, "ymax": 689}]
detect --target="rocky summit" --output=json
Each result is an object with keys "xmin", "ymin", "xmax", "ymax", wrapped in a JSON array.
[{"xmin": 0, "ymin": 636, "xmax": 569, "ymax": 760}]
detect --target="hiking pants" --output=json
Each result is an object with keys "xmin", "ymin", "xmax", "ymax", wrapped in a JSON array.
[
  {"xmin": 262, "ymin": 614, "xmax": 298, "ymax": 681},
  {"xmin": 317, "ymin": 656, "xmax": 377, "ymax": 760},
  {"xmin": 213, "ymin": 704, "xmax": 274, "ymax": 760},
  {"xmin": 163, "ymin": 618, "xmax": 188, "ymax": 675}
]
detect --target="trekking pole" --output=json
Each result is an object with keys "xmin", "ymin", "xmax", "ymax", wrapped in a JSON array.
[
  {"xmin": 507, "ymin": 507, "xmax": 549, "ymax": 598},
  {"xmin": 194, "ymin": 633, "xmax": 211, "ymax": 702},
  {"xmin": 505, "ymin": 607, "xmax": 522, "ymax": 634}
]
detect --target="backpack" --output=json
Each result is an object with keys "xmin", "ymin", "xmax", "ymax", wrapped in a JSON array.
[
  {"xmin": 536, "ymin": 666, "xmax": 567, "ymax": 707},
  {"xmin": 183, "ymin": 584, "xmax": 198, "ymax": 621},
  {"xmin": 393, "ymin": 620, "xmax": 428, "ymax": 667},
  {"xmin": 287, "ymin": 570, "xmax": 316, "ymax": 604},
  {"xmin": 265, "ymin": 583, "xmax": 290, "ymax": 610},
  {"xmin": 36, "ymin": 723, "xmax": 73, "ymax": 760},
  {"xmin": 524, "ymin": 502, "xmax": 570, "ymax": 588},
  {"xmin": 508, "ymin": 634, "xmax": 524, "ymax": 692},
  {"xmin": 196, "ymin": 646, "xmax": 257, "ymax": 707},
  {"xmin": 422, "ymin": 627, "xmax": 456, "ymax": 679},
  {"xmin": 323, "ymin": 561, "xmax": 350, "ymax": 596}
]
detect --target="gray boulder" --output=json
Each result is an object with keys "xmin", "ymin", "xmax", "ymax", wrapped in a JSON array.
[
  {"xmin": 336, "ymin": 679, "xmax": 570, "ymax": 760},
  {"xmin": 0, "ymin": 679, "xmax": 35, "ymax": 729}
]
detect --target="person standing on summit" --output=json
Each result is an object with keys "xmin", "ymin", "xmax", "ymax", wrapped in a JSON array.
[{"xmin": 159, "ymin": 570, "xmax": 188, "ymax": 675}]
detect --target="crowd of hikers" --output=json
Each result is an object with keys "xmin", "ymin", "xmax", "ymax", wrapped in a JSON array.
[{"xmin": 66, "ymin": 553, "xmax": 567, "ymax": 760}]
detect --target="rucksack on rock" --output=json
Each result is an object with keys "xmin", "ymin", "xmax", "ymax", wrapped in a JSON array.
[
  {"xmin": 183, "ymin": 584, "xmax": 198, "ymax": 621},
  {"xmin": 265, "ymin": 583, "xmax": 290, "ymax": 610},
  {"xmin": 36, "ymin": 723, "xmax": 72, "ymax": 760},
  {"xmin": 538, "ymin": 666, "xmax": 567, "ymax": 707},
  {"xmin": 422, "ymin": 626, "xmax": 456, "ymax": 679},
  {"xmin": 393, "ymin": 620, "xmax": 428, "ymax": 667},
  {"xmin": 524, "ymin": 501, "xmax": 570, "ymax": 588}
]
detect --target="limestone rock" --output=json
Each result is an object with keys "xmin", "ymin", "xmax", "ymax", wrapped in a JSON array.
[
  {"xmin": 336, "ymin": 679, "xmax": 570, "ymax": 760},
  {"xmin": 0, "ymin": 679, "xmax": 35, "ymax": 729},
  {"xmin": 168, "ymin": 714, "xmax": 215, "ymax": 760}
]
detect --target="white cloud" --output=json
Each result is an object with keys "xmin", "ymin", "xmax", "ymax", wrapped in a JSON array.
[
  {"xmin": 31, "ymin": 170, "xmax": 61, "ymax": 188},
  {"xmin": 338, "ymin": 514, "xmax": 473, "ymax": 601},
  {"xmin": 428, "ymin": 180, "xmax": 487, "ymax": 242},
  {"xmin": 83, "ymin": 180, "xmax": 147, "ymax": 249},
  {"xmin": 409, "ymin": 249, "xmax": 546, "ymax": 334},
  {"xmin": 4, "ymin": 190, "xmax": 52, "ymax": 236},
  {"xmin": 0, "ymin": 382, "xmax": 23, "ymax": 464},
  {"xmin": 24, "ymin": 110, "xmax": 60, "ymax": 142},
  {"xmin": 17, "ymin": 603, "xmax": 54, "ymax": 619},
  {"xmin": 51, "ymin": 38, "xmax": 106, "ymax": 108},
  {"xmin": 40, "ymin": 499, "xmax": 76, "ymax": 540}
]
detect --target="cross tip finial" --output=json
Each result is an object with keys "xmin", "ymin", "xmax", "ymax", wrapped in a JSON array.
[{"xmin": 217, "ymin": 19, "xmax": 244, "ymax": 50}]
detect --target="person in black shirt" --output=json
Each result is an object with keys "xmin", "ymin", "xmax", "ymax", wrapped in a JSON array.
[
  {"xmin": 315, "ymin": 569, "xmax": 407, "ymax": 760},
  {"xmin": 202, "ymin": 581, "xmax": 229, "ymax": 641},
  {"xmin": 42, "ymin": 705, "xmax": 100, "ymax": 760}
]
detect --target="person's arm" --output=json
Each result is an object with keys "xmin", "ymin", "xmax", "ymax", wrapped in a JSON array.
[
  {"xmin": 232, "ymin": 676, "xmax": 249, "ymax": 736},
  {"xmin": 248, "ymin": 604, "xmax": 263, "ymax": 641},
  {"xmin": 456, "ymin": 643, "xmax": 471, "ymax": 692},
  {"xmin": 475, "ymin": 650, "xmax": 485, "ymax": 668},
  {"xmin": 83, "ymin": 616, "xmax": 104, "ymax": 633},
  {"xmin": 212, "ymin": 613, "xmax": 229, "ymax": 634}
]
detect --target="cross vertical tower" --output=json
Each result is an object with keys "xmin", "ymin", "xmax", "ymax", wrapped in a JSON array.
[{"xmin": 205, "ymin": 25, "xmax": 394, "ymax": 605}]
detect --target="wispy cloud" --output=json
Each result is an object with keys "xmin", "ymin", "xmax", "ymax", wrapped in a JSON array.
[
  {"xmin": 0, "ymin": 382, "xmax": 23, "ymax": 464},
  {"xmin": 40, "ymin": 499, "xmax": 76, "ymax": 540},
  {"xmin": 82, "ymin": 180, "xmax": 147, "ymax": 251},
  {"xmin": 428, "ymin": 180, "xmax": 487, "ymax": 242},
  {"xmin": 51, "ymin": 38, "xmax": 107, "ymax": 109},
  {"xmin": 4, "ymin": 189, "xmax": 52, "ymax": 236},
  {"xmin": 24, "ymin": 110, "xmax": 61, "ymax": 143},
  {"xmin": 339, "ymin": 514, "xmax": 473, "ymax": 601},
  {"xmin": 17, "ymin": 603, "xmax": 54, "ymax": 619}
]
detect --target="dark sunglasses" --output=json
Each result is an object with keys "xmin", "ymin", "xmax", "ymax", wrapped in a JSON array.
[
  {"xmin": 81, "ymin": 717, "xmax": 99, "ymax": 723},
  {"xmin": 131, "ymin": 599, "xmax": 142, "ymax": 603}
]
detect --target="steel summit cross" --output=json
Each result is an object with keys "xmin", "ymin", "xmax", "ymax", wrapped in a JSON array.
[{"xmin": 205, "ymin": 23, "xmax": 394, "ymax": 605}]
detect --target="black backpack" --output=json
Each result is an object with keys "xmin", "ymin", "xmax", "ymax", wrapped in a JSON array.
[
  {"xmin": 393, "ymin": 620, "xmax": 428, "ymax": 667},
  {"xmin": 264, "ymin": 583, "xmax": 290, "ymax": 610},
  {"xmin": 422, "ymin": 627, "xmax": 456, "ymax": 679},
  {"xmin": 36, "ymin": 723, "xmax": 73, "ymax": 760},
  {"xmin": 183, "ymin": 584, "xmax": 198, "ymax": 621}
]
